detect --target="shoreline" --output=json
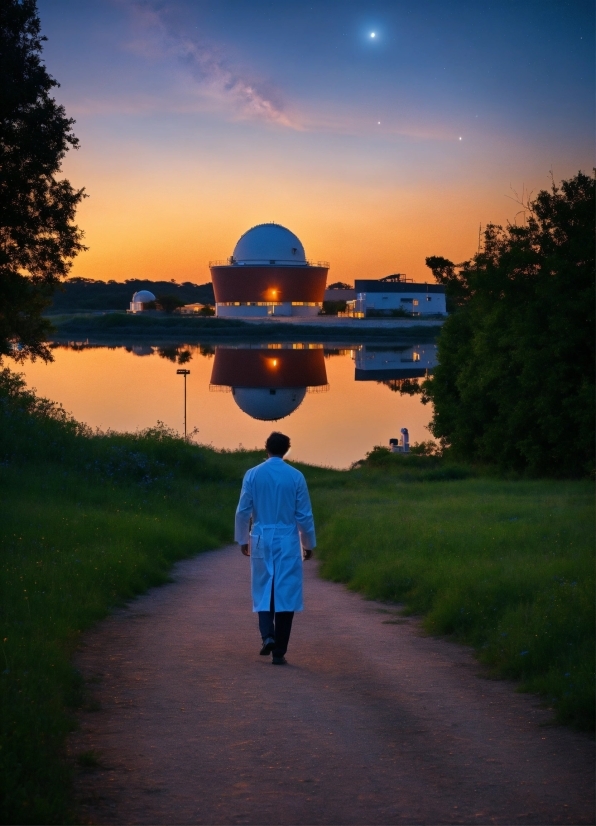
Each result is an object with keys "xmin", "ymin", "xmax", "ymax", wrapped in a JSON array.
[{"xmin": 47, "ymin": 311, "xmax": 444, "ymax": 344}]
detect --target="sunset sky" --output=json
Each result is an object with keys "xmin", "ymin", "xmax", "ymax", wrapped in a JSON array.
[{"xmin": 38, "ymin": 0, "xmax": 594, "ymax": 285}]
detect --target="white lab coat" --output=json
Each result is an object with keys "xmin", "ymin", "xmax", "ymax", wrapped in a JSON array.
[{"xmin": 235, "ymin": 457, "xmax": 316, "ymax": 612}]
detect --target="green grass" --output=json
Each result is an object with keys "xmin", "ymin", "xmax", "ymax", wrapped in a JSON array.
[
  {"xmin": 0, "ymin": 461, "xmax": 249, "ymax": 824},
  {"xmin": 0, "ymin": 368, "xmax": 263, "ymax": 823},
  {"xmin": 310, "ymin": 455, "xmax": 594, "ymax": 731},
  {"xmin": 48, "ymin": 311, "xmax": 443, "ymax": 342},
  {"xmin": 0, "ymin": 369, "xmax": 593, "ymax": 824}
]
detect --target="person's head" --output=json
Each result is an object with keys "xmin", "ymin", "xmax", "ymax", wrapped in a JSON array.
[{"xmin": 266, "ymin": 431, "xmax": 290, "ymax": 458}]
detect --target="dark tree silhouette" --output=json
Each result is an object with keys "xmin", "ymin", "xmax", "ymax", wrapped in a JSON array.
[
  {"xmin": 156, "ymin": 294, "xmax": 185, "ymax": 313},
  {"xmin": 0, "ymin": 0, "xmax": 86, "ymax": 361},
  {"xmin": 422, "ymin": 171, "xmax": 595, "ymax": 477}
]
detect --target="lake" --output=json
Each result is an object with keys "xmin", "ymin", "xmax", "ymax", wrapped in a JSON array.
[{"xmin": 19, "ymin": 339, "xmax": 437, "ymax": 469}]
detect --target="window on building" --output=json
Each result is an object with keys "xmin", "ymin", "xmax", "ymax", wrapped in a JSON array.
[{"xmin": 426, "ymin": 295, "xmax": 432, "ymax": 301}]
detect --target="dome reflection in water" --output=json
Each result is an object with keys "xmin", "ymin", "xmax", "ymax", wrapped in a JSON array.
[{"xmin": 210, "ymin": 345, "xmax": 328, "ymax": 421}]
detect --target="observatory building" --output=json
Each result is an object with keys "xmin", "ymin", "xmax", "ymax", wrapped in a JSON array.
[
  {"xmin": 210, "ymin": 345, "xmax": 328, "ymax": 420},
  {"xmin": 210, "ymin": 223, "xmax": 329, "ymax": 318},
  {"xmin": 129, "ymin": 290, "xmax": 156, "ymax": 313}
]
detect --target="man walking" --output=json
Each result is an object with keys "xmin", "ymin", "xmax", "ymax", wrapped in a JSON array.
[{"xmin": 235, "ymin": 432, "xmax": 316, "ymax": 665}]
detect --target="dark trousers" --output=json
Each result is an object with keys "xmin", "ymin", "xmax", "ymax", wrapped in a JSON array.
[{"xmin": 258, "ymin": 581, "xmax": 294, "ymax": 657}]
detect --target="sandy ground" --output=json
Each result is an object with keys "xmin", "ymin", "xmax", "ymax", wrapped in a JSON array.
[{"xmin": 68, "ymin": 546, "xmax": 594, "ymax": 825}]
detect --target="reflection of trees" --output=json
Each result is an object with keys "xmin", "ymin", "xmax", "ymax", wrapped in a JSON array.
[
  {"xmin": 378, "ymin": 378, "xmax": 422, "ymax": 395},
  {"xmin": 199, "ymin": 344, "xmax": 215, "ymax": 358},
  {"xmin": 157, "ymin": 346, "xmax": 192, "ymax": 364}
]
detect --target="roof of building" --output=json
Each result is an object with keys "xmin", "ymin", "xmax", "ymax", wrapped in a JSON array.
[
  {"xmin": 355, "ymin": 280, "xmax": 445, "ymax": 293},
  {"xmin": 131, "ymin": 290, "xmax": 156, "ymax": 302},
  {"xmin": 233, "ymin": 223, "xmax": 306, "ymax": 266}
]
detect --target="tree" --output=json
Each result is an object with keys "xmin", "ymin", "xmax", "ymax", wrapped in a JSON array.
[
  {"xmin": 156, "ymin": 294, "xmax": 185, "ymax": 313},
  {"xmin": 422, "ymin": 171, "xmax": 595, "ymax": 477},
  {"xmin": 320, "ymin": 300, "xmax": 347, "ymax": 315},
  {"xmin": 0, "ymin": 0, "xmax": 86, "ymax": 362}
]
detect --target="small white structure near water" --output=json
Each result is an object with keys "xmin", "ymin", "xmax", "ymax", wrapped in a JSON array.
[
  {"xmin": 129, "ymin": 290, "xmax": 156, "ymax": 313},
  {"xmin": 390, "ymin": 428, "xmax": 410, "ymax": 453}
]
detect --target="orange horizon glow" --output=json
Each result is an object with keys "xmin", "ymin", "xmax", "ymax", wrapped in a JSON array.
[{"xmin": 60, "ymin": 128, "xmax": 589, "ymax": 289}]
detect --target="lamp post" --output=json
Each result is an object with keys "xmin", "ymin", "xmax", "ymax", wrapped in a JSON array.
[{"xmin": 176, "ymin": 369, "xmax": 190, "ymax": 439}]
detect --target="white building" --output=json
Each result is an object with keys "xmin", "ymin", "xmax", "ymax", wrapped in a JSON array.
[
  {"xmin": 349, "ymin": 276, "xmax": 446, "ymax": 317},
  {"xmin": 129, "ymin": 290, "xmax": 156, "ymax": 313}
]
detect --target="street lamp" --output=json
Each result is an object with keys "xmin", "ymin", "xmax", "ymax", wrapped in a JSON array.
[{"xmin": 176, "ymin": 369, "xmax": 190, "ymax": 439}]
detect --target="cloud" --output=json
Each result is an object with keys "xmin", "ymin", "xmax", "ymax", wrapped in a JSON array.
[{"xmin": 123, "ymin": 1, "xmax": 299, "ymax": 129}]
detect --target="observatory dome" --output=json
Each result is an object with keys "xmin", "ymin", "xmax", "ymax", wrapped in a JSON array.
[
  {"xmin": 233, "ymin": 223, "xmax": 306, "ymax": 266},
  {"xmin": 131, "ymin": 290, "xmax": 156, "ymax": 303},
  {"xmin": 232, "ymin": 387, "xmax": 307, "ymax": 421}
]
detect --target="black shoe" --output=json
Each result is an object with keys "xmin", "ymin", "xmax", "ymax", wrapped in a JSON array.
[
  {"xmin": 259, "ymin": 637, "xmax": 275, "ymax": 656},
  {"xmin": 272, "ymin": 655, "xmax": 287, "ymax": 665}
]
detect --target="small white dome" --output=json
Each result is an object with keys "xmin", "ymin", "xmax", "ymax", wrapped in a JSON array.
[
  {"xmin": 233, "ymin": 223, "xmax": 306, "ymax": 266},
  {"xmin": 132, "ymin": 290, "xmax": 156, "ymax": 303},
  {"xmin": 232, "ymin": 387, "xmax": 307, "ymax": 420}
]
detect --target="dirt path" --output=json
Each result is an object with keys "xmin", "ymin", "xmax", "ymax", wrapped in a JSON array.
[{"xmin": 69, "ymin": 546, "xmax": 594, "ymax": 825}]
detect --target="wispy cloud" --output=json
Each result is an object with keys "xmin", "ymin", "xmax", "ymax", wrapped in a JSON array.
[{"xmin": 123, "ymin": 1, "xmax": 300, "ymax": 129}]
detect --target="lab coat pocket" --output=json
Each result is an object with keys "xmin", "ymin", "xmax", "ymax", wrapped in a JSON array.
[{"xmin": 249, "ymin": 532, "xmax": 264, "ymax": 558}]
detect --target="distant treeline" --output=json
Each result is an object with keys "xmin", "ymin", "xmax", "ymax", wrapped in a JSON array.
[{"xmin": 49, "ymin": 278, "xmax": 215, "ymax": 312}]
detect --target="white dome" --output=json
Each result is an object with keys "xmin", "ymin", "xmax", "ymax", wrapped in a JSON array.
[
  {"xmin": 233, "ymin": 223, "xmax": 306, "ymax": 266},
  {"xmin": 132, "ymin": 290, "xmax": 156, "ymax": 302},
  {"xmin": 232, "ymin": 387, "xmax": 307, "ymax": 420}
]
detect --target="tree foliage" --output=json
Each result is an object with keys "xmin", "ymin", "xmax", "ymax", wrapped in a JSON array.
[
  {"xmin": 155, "ymin": 294, "xmax": 186, "ymax": 313},
  {"xmin": 422, "ymin": 172, "xmax": 595, "ymax": 477},
  {"xmin": 0, "ymin": 0, "xmax": 86, "ymax": 362},
  {"xmin": 49, "ymin": 278, "xmax": 215, "ymax": 312}
]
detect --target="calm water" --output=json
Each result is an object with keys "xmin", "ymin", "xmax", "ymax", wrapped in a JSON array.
[{"xmin": 20, "ymin": 340, "xmax": 437, "ymax": 469}]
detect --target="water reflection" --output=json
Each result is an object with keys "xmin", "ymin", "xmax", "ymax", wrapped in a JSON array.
[
  {"xmin": 354, "ymin": 344, "xmax": 437, "ymax": 380},
  {"xmin": 210, "ymin": 344, "xmax": 328, "ymax": 421},
  {"xmin": 34, "ymin": 339, "xmax": 437, "ymax": 467}
]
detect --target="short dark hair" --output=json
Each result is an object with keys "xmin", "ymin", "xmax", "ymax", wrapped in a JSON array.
[{"xmin": 266, "ymin": 431, "xmax": 290, "ymax": 457}]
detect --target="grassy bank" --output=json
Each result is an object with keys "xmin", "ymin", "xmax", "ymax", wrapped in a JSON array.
[
  {"xmin": 47, "ymin": 311, "xmax": 443, "ymax": 342},
  {"xmin": 1, "ymin": 463, "xmax": 238, "ymax": 824},
  {"xmin": 0, "ymin": 370, "xmax": 593, "ymax": 823},
  {"xmin": 0, "ymin": 369, "xmax": 256, "ymax": 823},
  {"xmin": 312, "ymin": 454, "xmax": 594, "ymax": 731}
]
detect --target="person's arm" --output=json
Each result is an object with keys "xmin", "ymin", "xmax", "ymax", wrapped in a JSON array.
[
  {"xmin": 295, "ymin": 474, "xmax": 316, "ymax": 559},
  {"xmin": 235, "ymin": 473, "xmax": 253, "ymax": 556}
]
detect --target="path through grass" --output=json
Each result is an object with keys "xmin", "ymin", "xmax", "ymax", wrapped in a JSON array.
[
  {"xmin": 1, "ymin": 369, "xmax": 593, "ymax": 824},
  {"xmin": 311, "ymin": 459, "xmax": 594, "ymax": 731}
]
